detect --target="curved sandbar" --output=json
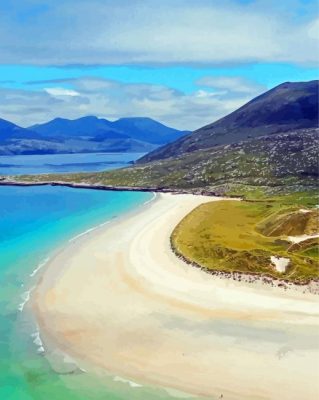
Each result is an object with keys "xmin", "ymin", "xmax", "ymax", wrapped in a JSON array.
[{"xmin": 33, "ymin": 193, "xmax": 319, "ymax": 399}]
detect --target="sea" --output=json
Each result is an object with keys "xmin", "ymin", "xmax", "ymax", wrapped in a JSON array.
[{"xmin": 0, "ymin": 153, "xmax": 202, "ymax": 400}]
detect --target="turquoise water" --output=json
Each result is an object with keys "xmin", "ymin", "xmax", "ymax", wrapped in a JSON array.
[{"xmin": 0, "ymin": 185, "xmax": 197, "ymax": 400}]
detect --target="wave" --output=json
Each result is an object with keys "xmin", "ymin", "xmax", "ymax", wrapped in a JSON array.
[
  {"xmin": 69, "ymin": 227, "xmax": 97, "ymax": 242},
  {"xmin": 31, "ymin": 330, "xmax": 45, "ymax": 354},
  {"xmin": 113, "ymin": 376, "xmax": 143, "ymax": 388},
  {"xmin": 143, "ymin": 192, "xmax": 157, "ymax": 205},
  {"xmin": 69, "ymin": 192, "xmax": 156, "ymax": 244},
  {"xmin": 17, "ymin": 256, "xmax": 51, "ymax": 312},
  {"xmin": 30, "ymin": 256, "xmax": 50, "ymax": 277},
  {"xmin": 20, "ymin": 192, "xmax": 156, "ymax": 313},
  {"xmin": 18, "ymin": 286, "xmax": 35, "ymax": 312},
  {"xmin": 68, "ymin": 221, "xmax": 111, "ymax": 243}
]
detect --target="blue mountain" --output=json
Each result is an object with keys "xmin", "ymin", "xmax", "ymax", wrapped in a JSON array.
[
  {"xmin": 0, "ymin": 116, "xmax": 189, "ymax": 155},
  {"xmin": 30, "ymin": 116, "xmax": 117, "ymax": 138},
  {"xmin": 30, "ymin": 116, "xmax": 188, "ymax": 145},
  {"xmin": 0, "ymin": 118, "xmax": 39, "ymax": 141},
  {"xmin": 111, "ymin": 117, "xmax": 188, "ymax": 145}
]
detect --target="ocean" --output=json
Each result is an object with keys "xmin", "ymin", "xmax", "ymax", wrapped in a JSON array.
[{"xmin": 0, "ymin": 154, "xmax": 200, "ymax": 400}]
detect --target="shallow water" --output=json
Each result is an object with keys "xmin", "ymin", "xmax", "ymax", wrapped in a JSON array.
[{"xmin": 0, "ymin": 184, "xmax": 206, "ymax": 400}]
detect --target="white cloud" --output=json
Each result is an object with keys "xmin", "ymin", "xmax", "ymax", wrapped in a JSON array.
[
  {"xmin": 195, "ymin": 90, "xmax": 223, "ymax": 98},
  {"xmin": 44, "ymin": 87, "xmax": 80, "ymax": 96},
  {"xmin": 0, "ymin": 76, "xmax": 265, "ymax": 130},
  {"xmin": 307, "ymin": 18, "xmax": 319, "ymax": 40},
  {"xmin": 0, "ymin": 0, "xmax": 317, "ymax": 66},
  {"xmin": 196, "ymin": 76, "xmax": 265, "ymax": 94}
]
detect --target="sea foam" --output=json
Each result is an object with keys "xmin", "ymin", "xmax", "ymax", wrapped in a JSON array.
[
  {"xmin": 69, "ymin": 221, "xmax": 111, "ymax": 242},
  {"xmin": 30, "ymin": 256, "xmax": 50, "ymax": 277},
  {"xmin": 113, "ymin": 375, "xmax": 143, "ymax": 388},
  {"xmin": 18, "ymin": 286, "xmax": 35, "ymax": 312},
  {"xmin": 31, "ymin": 330, "xmax": 45, "ymax": 353},
  {"xmin": 143, "ymin": 192, "xmax": 157, "ymax": 205}
]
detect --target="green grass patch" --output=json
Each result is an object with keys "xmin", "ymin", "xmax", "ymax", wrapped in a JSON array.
[{"xmin": 171, "ymin": 199, "xmax": 319, "ymax": 283}]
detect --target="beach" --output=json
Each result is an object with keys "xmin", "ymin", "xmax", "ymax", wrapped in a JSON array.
[{"xmin": 32, "ymin": 193, "xmax": 319, "ymax": 399}]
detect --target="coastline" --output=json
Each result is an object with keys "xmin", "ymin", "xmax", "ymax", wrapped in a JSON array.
[
  {"xmin": 20, "ymin": 190, "xmax": 158, "ymax": 313},
  {"xmin": 7, "ymin": 177, "xmax": 316, "ymax": 291},
  {"xmin": 0, "ymin": 178, "xmax": 238, "ymax": 197},
  {"xmin": 170, "ymin": 240, "xmax": 319, "ymax": 294},
  {"xmin": 31, "ymin": 192, "xmax": 319, "ymax": 399}
]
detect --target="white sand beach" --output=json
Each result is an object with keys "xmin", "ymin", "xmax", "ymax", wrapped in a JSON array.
[{"xmin": 32, "ymin": 193, "xmax": 319, "ymax": 399}]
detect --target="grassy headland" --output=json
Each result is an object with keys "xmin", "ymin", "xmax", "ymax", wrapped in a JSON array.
[{"xmin": 171, "ymin": 194, "xmax": 318, "ymax": 284}]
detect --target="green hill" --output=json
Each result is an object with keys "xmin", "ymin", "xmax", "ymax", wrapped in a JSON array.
[
  {"xmin": 140, "ymin": 80, "xmax": 318, "ymax": 163},
  {"xmin": 171, "ymin": 199, "xmax": 318, "ymax": 284},
  {"xmin": 10, "ymin": 127, "xmax": 317, "ymax": 200}
]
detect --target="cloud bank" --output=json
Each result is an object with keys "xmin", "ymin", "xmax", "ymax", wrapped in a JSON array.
[
  {"xmin": 0, "ymin": 76, "xmax": 266, "ymax": 130},
  {"xmin": 0, "ymin": 0, "xmax": 317, "ymax": 66}
]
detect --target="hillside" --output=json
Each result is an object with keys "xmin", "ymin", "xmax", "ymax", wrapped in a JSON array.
[
  {"xmin": 257, "ymin": 209, "xmax": 319, "ymax": 237},
  {"xmin": 140, "ymin": 80, "xmax": 318, "ymax": 163},
  {"xmin": 0, "ymin": 116, "xmax": 188, "ymax": 155},
  {"xmin": 7, "ymin": 128, "xmax": 318, "ymax": 198},
  {"xmin": 106, "ymin": 117, "xmax": 188, "ymax": 145},
  {"xmin": 2, "ymin": 81, "xmax": 318, "ymax": 199},
  {"xmin": 0, "ymin": 118, "xmax": 40, "ymax": 141}
]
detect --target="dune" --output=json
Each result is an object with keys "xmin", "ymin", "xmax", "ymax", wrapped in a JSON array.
[
  {"xmin": 288, "ymin": 233, "xmax": 319, "ymax": 244},
  {"xmin": 32, "ymin": 193, "xmax": 319, "ymax": 400}
]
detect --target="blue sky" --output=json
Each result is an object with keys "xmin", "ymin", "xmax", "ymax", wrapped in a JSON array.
[
  {"xmin": 0, "ymin": 0, "xmax": 318, "ymax": 129},
  {"xmin": 1, "ymin": 63, "xmax": 318, "ymax": 94}
]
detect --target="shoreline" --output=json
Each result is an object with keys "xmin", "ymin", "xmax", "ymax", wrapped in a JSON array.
[
  {"xmin": 21, "ymin": 190, "xmax": 159, "ymax": 312},
  {"xmin": 0, "ymin": 178, "xmax": 239, "ymax": 197},
  {"xmin": 170, "ymin": 239, "xmax": 319, "ymax": 294},
  {"xmin": 5, "ymin": 178, "xmax": 317, "ymax": 291},
  {"xmin": 15, "ymin": 190, "xmax": 160, "ymax": 390},
  {"xmin": 31, "ymin": 193, "xmax": 319, "ymax": 399}
]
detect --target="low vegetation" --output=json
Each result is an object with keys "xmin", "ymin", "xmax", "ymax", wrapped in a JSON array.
[
  {"xmin": 3, "ymin": 129, "xmax": 318, "ymax": 201},
  {"xmin": 171, "ymin": 195, "xmax": 319, "ymax": 283},
  {"xmin": 257, "ymin": 209, "xmax": 318, "ymax": 237}
]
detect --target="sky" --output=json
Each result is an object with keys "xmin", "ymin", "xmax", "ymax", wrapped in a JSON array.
[{"xmin": 0, "ymin": 0, "xmax": 318, "ymax": 130}]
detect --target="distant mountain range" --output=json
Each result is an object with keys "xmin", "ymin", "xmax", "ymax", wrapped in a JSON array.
[
  {"xmin": 140, "ymin": 80, "xmax": 318, "ymax": 163},
  {"xmin": 0, "ymin": 116, "xmax": 189, "ymax": 155},
  {"xmin": 17, "ymin": 80, "xmax": 317, "ymax": 198},
  {"xmin": 2, "ymin": 80, "xmax": 318, "ymax": 199},
  {"xmin": 0, "ymin": 119, "xmax": 40, "ymax": 141}
]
